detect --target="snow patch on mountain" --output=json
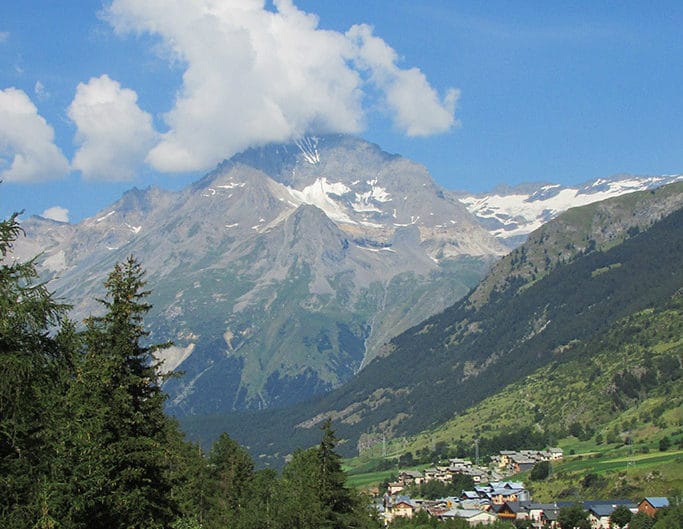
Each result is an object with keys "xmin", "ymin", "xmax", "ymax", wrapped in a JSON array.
[
  {"xmin": 352, "ymin": 179, "xmax": 392, "ymax": 213},
  {"xmin": 459, "ymin": 174, "xmax": 683, "ymax": 245},
  {"xmin": 295, "ymin": 137, "xmax": 320, "ymax": 165},
  {"xmin": 287, "ymin": 177, "xmax": 355, "ymax": 224},
  {"xmin": 96, "ymin": 210, "xmax": 115, "ymax": 223}
]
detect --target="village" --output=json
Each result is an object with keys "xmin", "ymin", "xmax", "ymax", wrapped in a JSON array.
[{"xmin": 376, "ymin": 448, "xmax": 670, "ymax": 527}]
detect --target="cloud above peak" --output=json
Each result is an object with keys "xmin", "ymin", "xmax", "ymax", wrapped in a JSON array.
[
  {"xmin": 41, "ymin": 206, "xmax": 69, "ymax": 223},
  {"xmin": 68, "ymin": 75, "xmax": 157, "ymax": 181},
  {"xmin": 0, "ymin": 88, "xmax": 69, "ymax": 183},
  {"xmin": 106, "ymin": 0, "xmax": 458, "ymax": 173},
  {"xmin": 348, "ymin": 24, "xmax": 459, "ymax": 137}
]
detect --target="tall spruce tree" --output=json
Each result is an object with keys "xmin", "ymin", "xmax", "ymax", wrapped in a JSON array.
[
  {"xmin": 280, "ymin": 447, "xmax": 326, "ymax": 529},
  {"xmin": 204, "ymin": 433, "xmax": 255, "ymax": 529},
  {"xmin": 0, "ymin": 213, "xmax": 70, "ymax": 528},
  {"xmin": 278, "ymin": 419, "xmax": 379, "ymax": 529},
  {"xmin": 68, "ymin": 256, "xmax": 177, "ymax": 528},
  {"xmin": 317, "ymin": 418, "xmax": 356, "ymax": 528}
]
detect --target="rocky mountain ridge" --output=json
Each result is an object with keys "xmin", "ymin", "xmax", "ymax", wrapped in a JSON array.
[
  {"xmin": 456, "ymin": 173, "xmax": 683, "ymax": 247},
  {"xmin": 13, "ymin": 135, "xmax": 502, "ymax": 414}
]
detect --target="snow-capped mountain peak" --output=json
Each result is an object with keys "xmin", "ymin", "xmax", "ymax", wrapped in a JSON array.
[{"xmin": 458, "ymin": 174, "xmax": 683, "ymax": 247}]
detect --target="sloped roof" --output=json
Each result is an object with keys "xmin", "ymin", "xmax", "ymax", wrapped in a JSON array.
[
  {"xmin": 500, "ymin": 501, "xmax": 532, "ymax": 513},
  {"xmin": 643, "ymin": 497, "xmax": 670, "ymax": 508},
  {"xmin": 584, "ymin": 500, "xmax": 635, "ymax": 509},
  {"xmin": 454, "ymin": 509, "xmax": 496, "ymax": 519},
  {"xmin": 542, "ymin": 509, "xmax": 560, "ymax": 521},
  {"xmin": 489, "ymin": 488, "xmax": 522, "ymax": 497},
  {"xmin": 588, "ymin": 504, "xmax": 618, "ymax": 517},
  {"xmin": 491, "ymin": 481, "xmax": 525, "ymax": 489}
]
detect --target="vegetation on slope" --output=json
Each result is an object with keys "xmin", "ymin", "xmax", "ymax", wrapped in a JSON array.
[
  {"xmin": 344, "ymin": 288, "xmax": 682, "ymax": 500},
  {"xmin": 467, "ymin": 181, "xmax": 683, "ymax": 308},
  {"xmin": 402, "ymin": 289, "xmax": 683, "ymax": 455}
]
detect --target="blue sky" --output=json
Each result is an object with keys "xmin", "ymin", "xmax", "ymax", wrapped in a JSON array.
[{"xmin": 1, "ymin": 1, "xmax": 682, "ymax": 223}]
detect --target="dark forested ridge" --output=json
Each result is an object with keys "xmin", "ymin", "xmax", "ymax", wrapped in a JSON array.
[{"xmin": 181, "ymin": 188, "xmax": 683, "ymax": 465}]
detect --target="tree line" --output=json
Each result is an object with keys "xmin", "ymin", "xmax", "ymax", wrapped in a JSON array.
[{"xmin": 0, "ymin": 212, "xmax": 378, "ymax": 529}]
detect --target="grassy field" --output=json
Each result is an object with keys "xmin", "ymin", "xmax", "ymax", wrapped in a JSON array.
[
  {"xmin": 344, "ymin": 460, "xmax": 427, "ymax": 490},
  {"xmin": 344, "ymin": 446, "xmax": 683, "ymax": 502},
  {"xmin": 557, "ymin": 450, "xmax": 683, "ymax": 474},
  {"xmin": 523, "ymin": 449, "xmax": 683, "ymax": 502},
  {"xmin": 346, "ymin": 469, "xmax": 397, "ymax": 490}
]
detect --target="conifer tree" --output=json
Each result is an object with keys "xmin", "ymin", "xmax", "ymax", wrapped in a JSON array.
[
  {"xmin": 235, "ymin": 468, "xmax": 279, "ymax": 529},
  {"xmin": 68, "ymin": 256, "xmax": 178, "ymax": 528},
  {"xmin": 317, "ymin": 418, "xmax": 355, "ymax": 528},
  {"xmin": 204, "ymin": 432, "xmax": 254, "ymax": 528},
  {"xmin": 0, "ymin": 213, "xmax": 70, "ymax": 528},
  {"xmin": 166, "ymin": 431, "xmax": 211, "ymax": 527},
  {"xmin": 278, "ymin": 419, "xmax": 379, "ymax": 529},
  {"xmin": 280, "ymin": 447, "xmax": 326, "ymax": 529}
]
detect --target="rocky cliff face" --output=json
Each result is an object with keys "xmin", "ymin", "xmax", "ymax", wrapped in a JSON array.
[{"xmin": 15, "ymin": 135, "xmax": 505, "ymax": 414}]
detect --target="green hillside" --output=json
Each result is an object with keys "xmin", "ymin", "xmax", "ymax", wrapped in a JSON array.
[
  {"xmin": 344, "ymin": 288, "xmax": 682, "ymax": 498},
  {"xmin": 404, "ymin": 289, "xmax": 683, "ymax": 454}
]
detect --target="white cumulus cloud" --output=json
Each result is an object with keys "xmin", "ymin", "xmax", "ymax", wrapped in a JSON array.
[
  {"xmin": 106, "ymin": 0, "xmax": 458, "ymax": 173},
  {"xmin": 41, "ymin": 206, "xmax": 70, "ymax": 223},
  {"xmin": 347, "ymin": 24, "xmax": 459, "ymax": 136},
  {"xmin": 0, "ymin": 88, "xmax": 70, "ymax": 182},
  {"xmin": 68, "ymin": 75, "xmax": 157, "ymax": 181}
]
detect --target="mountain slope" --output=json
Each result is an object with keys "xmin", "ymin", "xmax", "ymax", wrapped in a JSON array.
[
  {"xmin": 15, "ymin": 135, "xmax": 504, "ymax": 413},
  {"xmin": 467, "ymin": 180, "xmax": 683, "ymax": 308},
  {"xmin": 402, "ymin": 289, "xmax": 683, "ymax": 458},
  {"xmin": 457, "ymin": 174, "xmax": 683, "ymax": 247},
  {"xmin": 180, "ymin": 184, "xmax": 683, "ymax": 463}
]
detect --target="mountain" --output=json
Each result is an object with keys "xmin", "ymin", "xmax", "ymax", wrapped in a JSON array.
[
  {"xmin": 14, "ymin": 135, "xmax": 504, "ymax": 414},
  {"xmin": 456, "ymin": 174, "xmax": 683, "ymax": 247},
  {"xmin": 179, "ymin": 182, "xmax": 683, "ymax": 464}
]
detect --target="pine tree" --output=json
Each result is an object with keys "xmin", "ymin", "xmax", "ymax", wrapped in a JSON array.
[
  {"xmin": 165, "ymin": 429, "xmax": 211, "ymax": 527},
  {"xmin": 318, "ymin": 420, "xmax": 381, "ymax": 529},
  {"xmin": 280, "ymin": 447, "xmax": 326, "ymax": 529},
  {"xmin": 204, "ymin": 433, "xmax": 254, "ymax": 529},
  {"xmin": 68, "ymin": 256, "xmax": 178, "ymax": 528},
  {"xmin": 235, "ymin": 468, "xmax": 279, "ymax": 529},
  {"xmin": 317, "ymin": 418, "xmax": 355, "ymax": 528},
  {"xmin": 0, "ymin": 213, "xmax": 71, "ymax": 528}
]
